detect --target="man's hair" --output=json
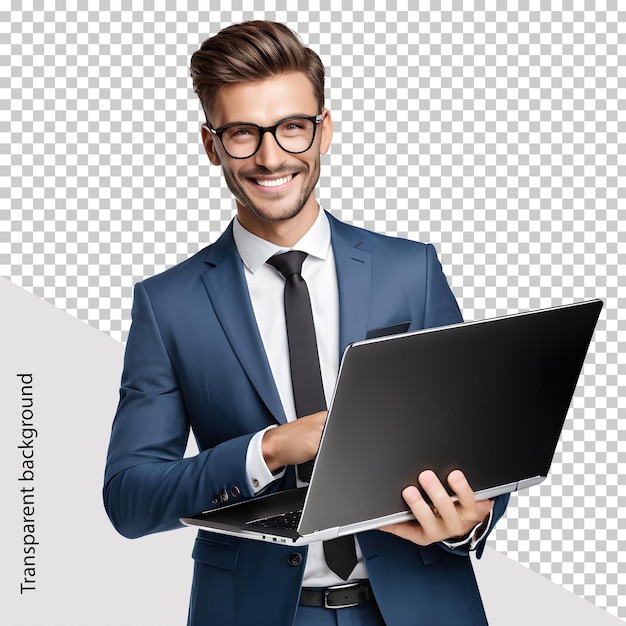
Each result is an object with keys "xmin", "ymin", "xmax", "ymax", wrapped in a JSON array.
[{"xmin": 190, "ymin": 21, "xmax": 325, "ymax": 124}]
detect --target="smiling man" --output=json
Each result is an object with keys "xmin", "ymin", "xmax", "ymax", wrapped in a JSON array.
[{"xmin": 103, "ymin": 21, "xmax": 508, "ymax": 626}]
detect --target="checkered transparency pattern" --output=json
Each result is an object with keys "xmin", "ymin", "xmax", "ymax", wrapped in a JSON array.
[{"xmin": 2, "ymin": 1, "xmax": 625, "ymax": 620}]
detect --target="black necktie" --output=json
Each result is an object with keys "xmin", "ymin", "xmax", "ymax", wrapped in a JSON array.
[{"xmin": 267, "ymin": 250, "xmax": 358, "ymax": 580}]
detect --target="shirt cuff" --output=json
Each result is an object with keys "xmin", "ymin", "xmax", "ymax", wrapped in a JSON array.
[
  {"xmin": 441, "ymin": 508, "xmax": 494, "ymax": 551},
  {"xmin": 246, "ymin": 426, "xmax": 286, "ymax": 493}
]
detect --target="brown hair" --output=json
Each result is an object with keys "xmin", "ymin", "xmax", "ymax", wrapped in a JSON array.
[{"xmin": 190, "ymin": 21, "xmax": 325, "ymax": 123}]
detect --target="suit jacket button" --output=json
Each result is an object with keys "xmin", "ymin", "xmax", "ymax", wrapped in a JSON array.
[
  {"xmin": 219, "ymin": 490, "xmax": 229, "ymax": 502},
  {"xmin": 231, "ymin": 486, "xmax": 241, "ymax": 497},
  {"xmin": 287, "ymin": 552, "xmax": 303, "ymax": 566}
]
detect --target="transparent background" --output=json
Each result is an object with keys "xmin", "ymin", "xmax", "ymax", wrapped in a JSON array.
[{"xmin": 2, "ymin": 1, "xmax": 624, "ymax": 620}]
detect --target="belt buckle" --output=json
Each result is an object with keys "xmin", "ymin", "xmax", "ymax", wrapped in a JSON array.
[{"xmin": 324, "ymin": 582, "xmax": 362, "ymax": 610}]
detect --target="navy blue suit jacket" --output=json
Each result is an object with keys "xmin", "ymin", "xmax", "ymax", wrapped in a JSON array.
[{"xmin": 104, "ymin": 213, "xmax": 509, "ymax": 625}]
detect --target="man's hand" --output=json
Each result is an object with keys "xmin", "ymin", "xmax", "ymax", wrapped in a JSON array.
[
  {"xmin": 261, "ymin": 411, "xmax": 327, "ymax": 473},
  {"xmin": 380, "ymin": 469, "xmax": 493, "ymax": 546}
]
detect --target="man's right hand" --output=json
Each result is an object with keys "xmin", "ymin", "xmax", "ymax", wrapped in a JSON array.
[{"xmin": 261, "ymin": 411, "xmax": 327, "ymax": 473}]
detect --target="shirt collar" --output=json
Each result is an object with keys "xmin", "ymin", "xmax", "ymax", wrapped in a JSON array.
[{"xmin": 233, "ymin": 206, "xmax": 331, "ymax": 274}]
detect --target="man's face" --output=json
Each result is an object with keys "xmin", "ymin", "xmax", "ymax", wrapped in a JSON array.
[{"xmin": 202, "ymin": 72, "xmax": 332, "ymax": 238}]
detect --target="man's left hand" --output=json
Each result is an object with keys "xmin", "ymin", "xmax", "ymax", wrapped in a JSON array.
[{"xmin": 380, "ymin": 469, "xmax": 493, "ymax": 546}]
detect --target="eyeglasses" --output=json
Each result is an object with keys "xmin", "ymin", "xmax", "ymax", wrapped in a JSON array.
[{"xmin": 204, "ymin": 114, "xmax": 323, "ymax": 160}]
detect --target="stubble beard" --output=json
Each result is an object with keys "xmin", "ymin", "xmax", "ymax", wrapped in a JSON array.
[{"xmin": 222, "ymin": 161, "xmax": 320, "ymax": 224}]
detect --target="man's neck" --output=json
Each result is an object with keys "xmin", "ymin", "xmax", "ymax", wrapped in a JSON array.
[{"xmin": 236, "ymin": 202, "xmax": 321, "ymax": 248}]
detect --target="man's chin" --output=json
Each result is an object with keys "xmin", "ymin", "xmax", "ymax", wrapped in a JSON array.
[
  {"xmin": 238, "ymin": 194, "xmax": 313, "ymax": 224},
  {"xmin": 248, "ymin": 206, "xmax": 304, "ymax": 223}
]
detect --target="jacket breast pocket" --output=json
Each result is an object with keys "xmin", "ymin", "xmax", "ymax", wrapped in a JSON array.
[
  {"xmin": 366, "ymin": 321, "xmax": 411, "ymax": 339},
  {"xmin": 192, "ymin": 535, "xmax": 240, "ymax": 571}
]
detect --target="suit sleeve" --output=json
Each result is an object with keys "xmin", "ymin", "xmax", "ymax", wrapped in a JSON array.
[
  {"xmin": 422, "ymin": 243, "xmax": 464, "ymax": 328},
  {"xmin": 103, "ymin": 282, "xmax": 256, "ymax": 539}
]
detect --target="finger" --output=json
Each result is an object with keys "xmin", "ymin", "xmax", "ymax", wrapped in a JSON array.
[
  {"xmin": 446, "ymin": 470, "xmax": 478, "ymax": 512},
  {"xmin": 381, "ymin": 486, "xmax": 432, "ymax": 544},
  {"xmin": 402, "ymin": 484, "xmax": 445, "ymax": 537},
  {"xmin": 418, "ymin": 470, "xmax": 458, "ymax": 520},
  {"xmin": 402, "ymin": 485, "xmax": 434, "ymax": 517}
]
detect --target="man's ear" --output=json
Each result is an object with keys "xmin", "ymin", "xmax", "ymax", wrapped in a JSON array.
[
  {"xmin": 201, "ymin": 125, "xmax": 222, "ymax": 166},
  {"xmin": 319, "ymin": 108, "xmax": 333, "ymax": 155}
]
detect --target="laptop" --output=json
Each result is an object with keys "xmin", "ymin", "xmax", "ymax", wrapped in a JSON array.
[{"xmin": 180, "ymin": 299, "xmax": 603, "ymax": 545}]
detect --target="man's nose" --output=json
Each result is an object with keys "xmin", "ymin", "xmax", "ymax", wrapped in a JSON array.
[{"xmin": 253, "ymin": 130, "xmax": 286, "ymax": 170}]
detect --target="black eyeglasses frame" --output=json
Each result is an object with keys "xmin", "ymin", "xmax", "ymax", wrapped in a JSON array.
[{"xmin": 203, "ymin": 113, "xmax": 324, "ymax": 160}]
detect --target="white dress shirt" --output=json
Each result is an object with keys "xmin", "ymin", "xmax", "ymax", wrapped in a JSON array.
[{"xmin": 233, "ymin": 206, "xmax": 369, "ymax": 587}]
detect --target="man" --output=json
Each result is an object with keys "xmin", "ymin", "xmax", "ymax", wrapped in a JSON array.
[{"xmin": 103, "ymin": 21, "xmax": 508, "ymax": 626}]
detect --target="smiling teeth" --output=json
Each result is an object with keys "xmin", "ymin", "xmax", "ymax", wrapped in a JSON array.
[{"xmin": 256, "ymin": 175, "xmax": 293, "ymax": 187}]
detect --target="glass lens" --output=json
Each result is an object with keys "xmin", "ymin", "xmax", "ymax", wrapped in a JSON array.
[
  {"xmin": 221, "ymin": 125, "xmax": 262, "ymax": 158},
  {"xmin": 275, "ymin": 118, "xmax": 315, "ymax": 153}
]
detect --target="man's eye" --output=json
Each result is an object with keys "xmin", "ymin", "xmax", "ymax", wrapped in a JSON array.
[
  {"xmin": 224, "ymin": 127, "xmax": 257, "ymax": 141},
  {"xmin": 281, "ymin": 121, "xmax": 309, "ymax": 134}
]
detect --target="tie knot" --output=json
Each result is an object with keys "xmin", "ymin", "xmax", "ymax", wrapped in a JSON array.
[{"xmin": 267, "ymin": 250, "xmax": 308, "ymax": 279}]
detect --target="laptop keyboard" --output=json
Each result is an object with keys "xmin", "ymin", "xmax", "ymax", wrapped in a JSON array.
[{"xmin": 247, "ymin": 509, "xmax": 302, "ymax": 530}]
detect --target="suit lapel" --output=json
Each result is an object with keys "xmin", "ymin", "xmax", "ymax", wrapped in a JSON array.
[
  {"xmin": 199, "ymin": 215, "xmax": 373, "ymax": 423},
  {"xmin": 201, "ymin": 225, "xmax": 287, "ymax": 424},
  {"xmin": 328, "ymin": 214, "xmax": 373, "ymax": 355}
]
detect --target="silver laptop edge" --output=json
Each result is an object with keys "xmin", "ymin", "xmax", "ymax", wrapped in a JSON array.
[{"xmin": 180, "ymin": 476, "xmax": 546, "ymax": 544}]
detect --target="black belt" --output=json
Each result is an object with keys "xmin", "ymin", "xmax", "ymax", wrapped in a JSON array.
[{"xmin": 299, "ymin": 581, "xmax": 373, "ymax": 609}]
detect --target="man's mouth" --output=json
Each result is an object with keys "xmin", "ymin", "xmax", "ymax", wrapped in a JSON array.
[{"xmin": 254, "ymin": 174, "xmax": 295, "ymax": 188}]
